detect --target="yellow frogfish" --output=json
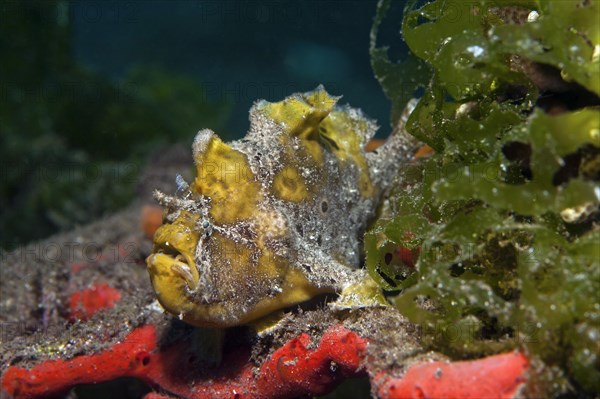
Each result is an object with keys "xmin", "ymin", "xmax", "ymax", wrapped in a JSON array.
[{"xmin": 146, "ymin": 85, "xmax": 418, "ymax": 328}]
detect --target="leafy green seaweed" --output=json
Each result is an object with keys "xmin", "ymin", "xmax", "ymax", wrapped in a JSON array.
[
  {"xmin": 368, "ymin": 0, "xmax": 600, "ymax": 395},
  {"xmin": 370, "ymin": 0, "xmax": 432, "ymax": 126}
]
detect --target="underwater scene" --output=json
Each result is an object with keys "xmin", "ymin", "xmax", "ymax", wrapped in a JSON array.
[{"xmin": 1, "ymin": 1, "xmax": 598, "ymax": 398}]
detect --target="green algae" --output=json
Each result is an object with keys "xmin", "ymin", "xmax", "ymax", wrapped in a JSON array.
[
  {"xmin": 0, "ymin": 1, "xmax": 229, "ymax": 248},
  {"xmin": 369, "ymin": 0, "xmax": 600, "ymax": 395}
]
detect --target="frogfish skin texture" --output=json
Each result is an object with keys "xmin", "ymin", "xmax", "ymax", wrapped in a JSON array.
[{"xmin": 146, "ymin": 85, "xmax": 417, "ymax": 327}]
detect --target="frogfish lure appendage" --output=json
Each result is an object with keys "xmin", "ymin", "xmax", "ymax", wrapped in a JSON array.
[{"xmin": 146, "ymin": 85, "xmax": 418, "ymax": 328}]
